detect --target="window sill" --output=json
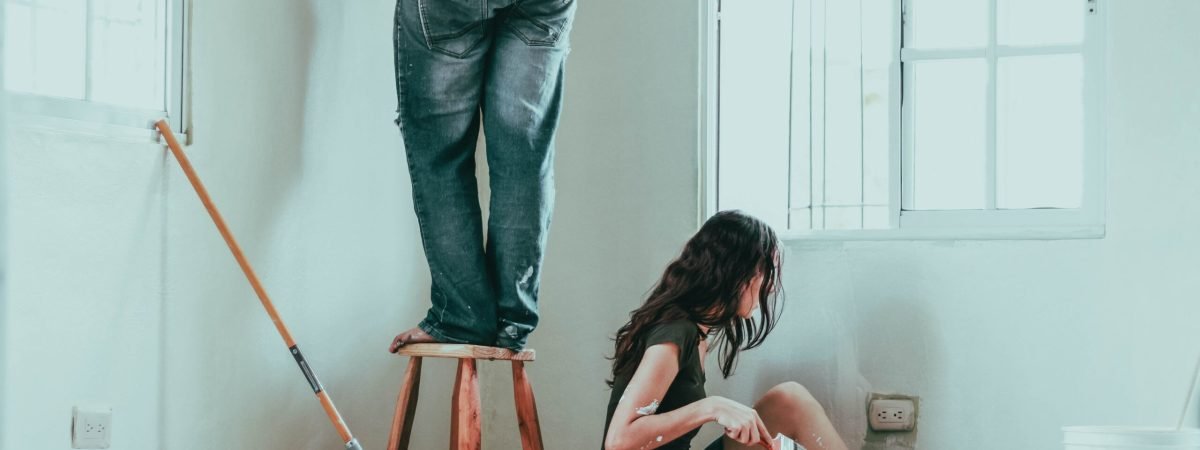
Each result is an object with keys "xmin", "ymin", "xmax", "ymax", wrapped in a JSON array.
[
  {"xmin": 778, "ymin": 226, "xmax": 1105, "ymax": 242},
  {"xmin": 9, "ymin": 113, "xmax": 184, "ymax": 145},
  {"xmin": 7, "ymin": 93, "xmax": 187, "ymax": 145}
]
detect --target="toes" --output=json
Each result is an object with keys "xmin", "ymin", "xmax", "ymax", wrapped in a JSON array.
[
  {"xmin": 389, "ymin": 334, "xmax": 407, "ymax": 353},
  {"xmin": 390, "ymin": 328, "xmax": 440, "ymax": 353}
]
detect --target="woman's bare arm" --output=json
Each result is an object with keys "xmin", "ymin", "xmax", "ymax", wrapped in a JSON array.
[{"xmin": 604, "ymin": 343, "xmax": 712, "ymax": 450}]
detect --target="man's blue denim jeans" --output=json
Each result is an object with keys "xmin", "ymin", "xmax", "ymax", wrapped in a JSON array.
[{"xmin": 393, "ymin": 0, "xmax": 575, "ymax": 350}]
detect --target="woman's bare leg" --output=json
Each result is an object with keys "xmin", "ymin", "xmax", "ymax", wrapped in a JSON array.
[{"xmin": 722, "ymin": 382, "xmax": 848, "ymax": 450}]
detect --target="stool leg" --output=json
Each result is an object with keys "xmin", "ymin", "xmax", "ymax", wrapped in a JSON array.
[
  {"xmin": 450, "ymin": 359, "xmax": 481, "ymax": 450},
  {"xmin": 512, "ymin": 361, "xmax": 545, "ymax": 450},
  {"xmin": 387, "ymin": 356, "xmax": 423, "ymax": 450}
]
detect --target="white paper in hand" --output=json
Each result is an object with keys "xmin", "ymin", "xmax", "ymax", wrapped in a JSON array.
[{"xmin": 774, "ymin": 433, "xmax": 806, "ymax": 450}]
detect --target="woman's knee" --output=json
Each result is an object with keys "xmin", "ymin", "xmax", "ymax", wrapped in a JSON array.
[{"xmin": 762, "ymin": 382, "xmax": 824, "ymax": 414}]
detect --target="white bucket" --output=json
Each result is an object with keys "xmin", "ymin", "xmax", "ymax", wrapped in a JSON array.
[{"xmin": 1064, "ymin": 426, "xmax": 1200, "ymax": 450}]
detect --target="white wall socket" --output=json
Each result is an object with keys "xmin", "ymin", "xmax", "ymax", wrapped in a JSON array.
[
  {"xmin": 868, "ymin": 398, "xmax": 916, "ymax": 431},
  {"xmin": 72, "ymin": 406, "xmax": 112, "ymax": 449}
]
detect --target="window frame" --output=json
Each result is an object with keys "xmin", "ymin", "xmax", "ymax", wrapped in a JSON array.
[
  {"xmin": 700, "ymin": 0, "xmax": 1108, "ymax": 241},
  {"xmin": 5, "ymin": 0, "xmax": 190, "ymax": 142}
]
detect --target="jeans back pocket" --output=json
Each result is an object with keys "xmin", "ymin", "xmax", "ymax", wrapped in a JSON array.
[
  {"xmin": 509, "ymin": 0, "xmax": 576, "ymax": 47},
  {"xmin": 417, "ymin": 0, "xmax": 487, "ymax": 57}
]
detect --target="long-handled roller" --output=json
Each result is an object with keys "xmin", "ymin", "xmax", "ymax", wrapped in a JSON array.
[{"xmin": 156, "ymin": 120, "xmax": 363, "ymax": 450}]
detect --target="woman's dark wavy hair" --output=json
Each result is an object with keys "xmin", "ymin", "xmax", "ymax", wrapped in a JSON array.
[{"xmin": 607, "ymin": 210, "xmax": 783, "ymax": 387}]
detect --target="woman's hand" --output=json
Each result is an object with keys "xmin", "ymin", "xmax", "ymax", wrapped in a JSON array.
[{"xmin": 702, "ymin": 396, "xmax": 774, "ymax": 449}]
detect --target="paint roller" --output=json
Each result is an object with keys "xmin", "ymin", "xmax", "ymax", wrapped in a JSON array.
[{"xmin": 155, "ymin": 120, "xmax": 363, "ymax": 450}]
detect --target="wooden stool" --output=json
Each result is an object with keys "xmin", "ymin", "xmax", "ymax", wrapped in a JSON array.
[{"xmin": 388, "ymin": 344, "xmax": 543, "ymax": 450}]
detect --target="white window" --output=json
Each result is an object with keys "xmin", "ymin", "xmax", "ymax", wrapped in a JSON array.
[
  {"xmin": 4, "ymin": 0, "xmax": 187, "ymax": 135},
  {"xmin": 703, "ymin": 0, "xmax": 1106, "ymax": 240}
]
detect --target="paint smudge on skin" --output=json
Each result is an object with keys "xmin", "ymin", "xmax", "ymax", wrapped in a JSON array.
[
  {"xmin": 638, "ymin": 435, "xmax": 664, "ymax": 450},
  {"xmin": 635, "ymin": 399, "xmax": 660, "ymax": 416},
  {"xmin": 809, "ymin": 432, "xmax": 826, "ymax": 449}
]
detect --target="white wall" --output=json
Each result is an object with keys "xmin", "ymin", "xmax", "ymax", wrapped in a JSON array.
[
  {"xmin": 2, "ymin": 127, "xmax": 167, "ymax": 450},
  {"xmin": 0, "ymin": 0, "xmax": 8, "ymax": 443},
  {"xmin": 707, "ymin": 2, "xmax": 1200, "ymax": 449},
  {"xmin": 13, "ymin": 1, "xmax": 1196, "ymax": 450},
  {"xmin": 160, "ymin": 1, "xmax": 407, "ymax": 448}
]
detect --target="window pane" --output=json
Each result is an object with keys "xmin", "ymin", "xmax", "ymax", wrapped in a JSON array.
[
  {"xmin": 788, "ymin": 209, "xmax": 813, "ymax": 232},
  {"xmin": 794, "ymin": 0, "xmax": 892, "ymax": 231},
  {"xmin": 862, "ymin": 0, "xmax": 893, "ymax": 228},
  {"xmin": 824, "ymin": 206, "xmax": 862, "ymax": 230},
  {"xmin": 788, "ymin": 0, "xmax": 812, "ymax": 216},
  {"xmin": 999, "ymin": 0, "xmax": 1083, "ymax": 46},
  {"xmin": 32, "ymin": 0, "xmax": 87, "ymax": 99},
  {"xmin": 863, "ymin": 205, "xmax": 890, "ymax": 229},
  {"xmin": 717, "ymin": 0, "xmax": 794, "ymax": 229},
  {"xmin": 823, "ymin": 0, "xmax": 863, "ymax": 228},
  {"xmin": 90, "ymin": 0, "xmax": 165, "ymax": 109},
  {"xmin": 908, "ymin": 0, "xmax": 987, "ymax": 49},
  {"xmin": 997, "ymin": 54, "xmax": 1084, "ymax": 209},
  {"xmin": 4, "ymin": 2, "xmax": 35, "ymax": 92},
  {"xmin": 909, "ymin": 59, "xmax": 986, "ymax": 210}
]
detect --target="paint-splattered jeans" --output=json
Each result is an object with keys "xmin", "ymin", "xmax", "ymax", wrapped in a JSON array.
[{"xmin": 393, "ymin": 0, "xmax": 575, "ymax": 350}]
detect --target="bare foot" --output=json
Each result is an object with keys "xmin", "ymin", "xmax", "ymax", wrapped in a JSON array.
[{"xmin": 389, "ymin": 326, "xmax": 439, "ymax": 353}]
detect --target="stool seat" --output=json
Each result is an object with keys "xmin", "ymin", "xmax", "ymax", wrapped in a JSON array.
[
  {"xmin": 394, "ymin": 343, "xmax": 536, "ymax": 361},
  {"xmin": 388, "ymin": 344, "xmax": 544, "ymax": 450}
]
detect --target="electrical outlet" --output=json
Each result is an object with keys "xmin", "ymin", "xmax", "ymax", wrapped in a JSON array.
[
  {"xmin": 868, "ymin": 398, "xmax": 916, "ymax": 431},
  {"xmin": 72, "ymin": 406, "xmax": 112, "ymax": 449}
]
